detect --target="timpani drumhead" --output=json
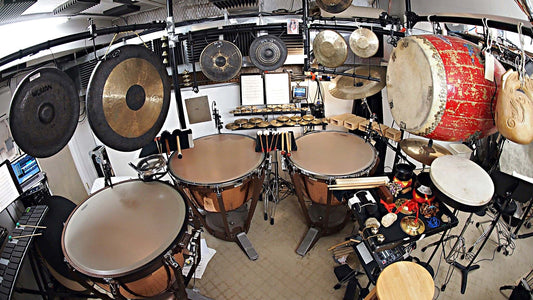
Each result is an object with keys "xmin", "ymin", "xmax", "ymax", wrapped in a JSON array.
[
  {"xmin": 62, "ymin": 180, "xmax": 187, "ymax": 278},
  {"xmin": 288, "ymin": 131, "xmax": 376, "ymax": 177},
  {"xmin": 169, "ymin": 134, "xmax": 264, "ymax": 186},
  {"xmin": 430, "ymin": 156, "xmax": 494, "ymax": 209}
]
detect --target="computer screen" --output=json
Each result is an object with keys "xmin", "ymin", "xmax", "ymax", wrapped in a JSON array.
[
  {"xmin": 10, "ymin": 154, "xmax": 40, "ymax": 186},
  {"xmin": 292, "ymin": 86, "xmax": 307, "ymax": 100}
]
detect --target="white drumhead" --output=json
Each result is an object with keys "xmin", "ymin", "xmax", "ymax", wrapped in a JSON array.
[
  {"xmin": 387, "ymin": 36, "xmax": 446, "ymax": 135},
  {"xmin": 62, "ymin": 180, "xmax": 187, "ymax": 278},
  {"xmin": 288, "ymin": 131, "xmax": 376, "ymax": 177},
  {"xmin": 430, "ymin": 156, "xmax": 494, "ymax": 207}
]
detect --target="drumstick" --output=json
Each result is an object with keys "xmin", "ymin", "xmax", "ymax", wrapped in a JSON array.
[
  {"xmin": 176, "ymin": 135, "xmax": 183, "ymax": 159},
  {"xmin": 328, "ymin": 239, "xmax": 361, "ymax": 251},
  {"xmin": 9, "ymin": 233, "xmax": 42, "ymax": 240},
  {"xmin": 258, "ymin": 131, "xmax": 264, "ymax": 153},
  {"xmin": 267, "ymin": 131, "xmax": 275, "ymax": 152},
  {"xmin": 164, "ymin": 138, "xmax": 170, "ymax": 156},
  {"xmin": 287, "ymin": 131, "xmax": 292, "ymax": 157},
  {"xmin": 16, "ymin": 223, "xmax": 46, "ymax": 229},
  {"xmin": 281, "ymin": 131, "xmax": 285, "ymax": 155},
  {"xmin": 262, "ymin": 130, "xmax": 269, "ymax": 152},
  {"xmin": 155, "ymin": 137, "xmax": 162, "ymax": 154},
  {"xmin": 273, "ymin": 132, "xmax": 280, "ymax": 151}
]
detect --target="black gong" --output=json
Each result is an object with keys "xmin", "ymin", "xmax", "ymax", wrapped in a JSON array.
[
  {"xmin": 249, "ymin": 35, "xmax": 288, "ymax": 71},
  {"xmin": 9, "ymin": 67, "xmax": 79, "ymax": 158},
  {"xmin": 200, "ymin": 40, "xmax": 242, "ymax": 82}
]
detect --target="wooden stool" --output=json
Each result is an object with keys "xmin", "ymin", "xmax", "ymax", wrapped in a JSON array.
[{"xmin": 365, "ymin": 261, "xmax": 434, "ymax": 300}]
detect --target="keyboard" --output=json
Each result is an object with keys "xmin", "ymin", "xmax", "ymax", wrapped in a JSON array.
[{"xmin": 0, "ymin": 205, "xmax": 47, "ymax": 299}]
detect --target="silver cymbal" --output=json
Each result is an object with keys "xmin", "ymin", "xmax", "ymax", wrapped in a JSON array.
[{"xmin": 349, "ymin": 28, "xmax": 379, "ymax": 58}]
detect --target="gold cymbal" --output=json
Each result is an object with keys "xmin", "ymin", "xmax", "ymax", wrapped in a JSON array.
[
  {"xmin": 328, "ymin": 66, "xmax": 386, "ymax": 100},
  {"xmin": 321, "ymin": 118, "xmax": 329, "ymax": 123},
  {"xmin": 225, "ymin": 123, "xmax": 239, "ymax": 130},
  {"xmin": 316, "ymin": 0, "xmax": 351, "ymax": 13},
  {"xmin": 265, "ymin": 108, "xmax": 273, "ymax": 113},
  {"xmin": 249, "ymin": 117, "xmax": 263, "ymax": 124},
  {"xmin": 290, "ymin": 116, "xmax": 302, "ymax": 122},
  {"xmin": 274, "ymin": 107, "xmax": 283, "ymax": 112},
  {"xmin": 311, "ymin": 118, "xmax": 322, "ymax": 125},
  {"xmin": 242, "ymin": 123, "xmax": 255, "ymax": 129},
  {"xmin": 257, "ymin": 121, "xmax": 270, "ymax": 128},
  {"xmin": 313, "ymin": 30, "xmax": 348, "ymax": 68},
  {"xmin": 349, "ymin": 28, "xmax": 379, "ymax": 58},
  {"xmin": 234, "ymin": 118, "xmax": 248, "ymax": 125},
  {"xmin": 399, "ymin": 138, "xmax": 452, "ymax": 166},
  {"xmin": 277, "ymin": 116, "xmax": 289, "ymax": 122},
  {"xmin": 286, "ymin": 120, "xmax": 297, "ymax": 126},
  {"xmin": 400, "ymin": 216, "xmax": 425, "ymax": 236},
  {"xmin": 270, "ymin": 120, "xmax": 283, "ymax": 127},
  {"xmin": 299, "ymin": 120, "xmax": 310, "ymax": 126},
  {"xmin": 229, "ymin": 109, "xmax": 241, "ymax": 114},
  {"xmin": 303, "ymin": 115, "xmax": 315, "ymax": 121}
]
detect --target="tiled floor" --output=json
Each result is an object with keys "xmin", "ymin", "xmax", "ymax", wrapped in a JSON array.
[{"xmin": 190, "ymin": 194, "xmax": 533, "ymax": 300}]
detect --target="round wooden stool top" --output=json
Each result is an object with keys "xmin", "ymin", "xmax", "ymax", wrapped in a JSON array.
[{"xmin": 376, "ymin": 261, "xmax": 434, "ymax": 300}]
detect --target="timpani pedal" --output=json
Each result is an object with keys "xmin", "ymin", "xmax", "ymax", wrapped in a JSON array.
[
  {"xmin": 236, "ymin": 232, "xmax": 258, "ymax": 261},
  {"xmin": 296, "ymin": 227, "xmax": 320, "ymax": 256}
]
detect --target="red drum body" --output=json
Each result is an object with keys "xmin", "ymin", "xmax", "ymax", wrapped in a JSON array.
[{"xmin": 387, "ymin": 35, "xmax": 505, "ymax": 141}]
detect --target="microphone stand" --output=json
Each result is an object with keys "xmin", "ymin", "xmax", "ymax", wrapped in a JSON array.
[{"xmin": 212, "ymin": 101, "xmax": 223, "ymax": 134}]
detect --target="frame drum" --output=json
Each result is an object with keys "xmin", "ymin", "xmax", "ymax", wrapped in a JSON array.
[
  {"xmin": 287, "ymin": 131, "xmax": 377, "ymax": 205},
  {"xmin": 387, "ymin": 35, "xmax": 505, "ymax": 141},
  {"xmin": 169, "ymin": 133, "xmax": 265, "ymax": 212},
  {"xmin": 62, "ymin": 180, "xmax": 188, "ymax": 298}
]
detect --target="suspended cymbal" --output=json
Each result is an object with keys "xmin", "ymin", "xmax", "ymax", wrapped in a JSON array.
[
  {"xmin": 10, "ymin": 67, "xmax": 79, "ymax": 158},
  {"xmin": 316, "ymin": 0, "xmax": 351, "ymax": 14},
  {"xmin": 249, "ymin": 35, "xmax": 288, "ymax": 71},
  {"xmin": 349, "ymin": 28, "xmax": 379, "ymax": 58},
  {"xmin": 200, "ymin": 40, "xmax": 242, "ymax": 82},
  {"xmin": 399, "ymin": 138, "xmax": 452, "ymax": 166},
  {"xmin": 86, "ymin": 45, "xmax": 170, "ymax": 152},
  {"xmin": 328, "ymin": 66, "xmax": 386, "ymax": 99},
  {"xmin": 313, "ymin": 30, "xmax": 348, "ymax": 68},
  {"xmin": 400, "ymin": 216, "xmax": 425, "ymax": 236}
]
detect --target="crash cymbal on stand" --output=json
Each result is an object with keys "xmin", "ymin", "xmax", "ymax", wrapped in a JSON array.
[
  {"xmin": 249, "ymin": 35, "xmax": 288, "ymax": 71},
  {"xmin": 349, "ymin": 28, "xmax": 379, "ymax": 58},
  {"xmin": 86, "ymin": 45, "xmax": 170, "ymax": 152},
  {"xmin": 313, "ymin": 30, "xmax": 348, "ymax": 68},
  {"xmin": 200, "ymin": 40, "xmax": 242, "ymax": 82},
  {"xmin": 328, "ymin": 66, "xmax": 386, "ymax": 99},
  {"xmin": 10, "ymin": 67, "xmax": 79, "ymax": 158},
  {"xmin": 400, "ymin": 216, "xmax": 425, "ymax": 236},
  {"xmin": 316, "ymin": 0, "xmax": 351, "ymax": 13},
  {"xmin": 399, "ymin": 138, "xmax": 452, "ymax": 166}
]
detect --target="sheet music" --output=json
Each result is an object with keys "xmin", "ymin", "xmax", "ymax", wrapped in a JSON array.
[
  {"xmin": 265, "ymin": 73, "xmax": 290, "ymax": 104},
  {"xmin": 0, "ymin": 164, "xmax": 20, "ymax": 212},
  {"xmin": 240, "ymin": 75, "xmax": 264, "ymax": 105}
]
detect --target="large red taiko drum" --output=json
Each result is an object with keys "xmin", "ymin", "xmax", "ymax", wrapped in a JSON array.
[{"xmin": 386, "ymin": 35, "xmax": 505, "ymax": 141}]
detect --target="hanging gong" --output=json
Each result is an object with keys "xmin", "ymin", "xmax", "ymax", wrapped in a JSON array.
[
  {"xmin": 200, "ymin": 40, "xmax": 242, "ymax": 82},
  {"xmin": 9, "ymin": 67, "xmax": 79, "ymax": 158},
  {"xmin": 316, "ymin": 0, "xmax": 351, "ymax": 14},
  {"xmin": 313, "ymin": 30, "xmax": 348, "ymax": 68},
  {"xmin": 328, "ymin": 66, "xmax": 386, "ymax": 99},
  {"xmin": 86, "ymin": 45, "xmax": 170, "ymax": 152},
  {"xmin": 349, "ymin": 28, "xmax": 379, "ymax": 58},
  {"xmin": 249, "ymin": 35, "xmax": 288, "ymax": 71}
]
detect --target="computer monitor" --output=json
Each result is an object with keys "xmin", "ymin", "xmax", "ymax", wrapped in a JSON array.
[
  {"xmin": 10, "ymin": 154, "xmax": 41, "ymax": 188},
  {"xmin": 292, "ymin": 86, "xmax": 307, "ymax": 101}
]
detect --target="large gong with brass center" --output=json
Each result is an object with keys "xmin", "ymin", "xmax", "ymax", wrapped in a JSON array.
[{"xmin": 86, "ymin": 45, "xmax": 170, "ymax": 151}]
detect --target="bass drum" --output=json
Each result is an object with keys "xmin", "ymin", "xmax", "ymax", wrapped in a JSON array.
[
  {"xmin": 62, "ymin": 180, "xmax": 188, "ymax": 298},
  {"xmin": 387, "ymin": 35, "xmax": 505, "ymax": 141}
]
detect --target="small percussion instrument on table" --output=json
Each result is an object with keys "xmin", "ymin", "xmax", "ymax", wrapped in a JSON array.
[
  {"xmin": 168, "ymin": 133, "xmax": 265, "ymax": 260},
  {"xmin": 61, "ymin": 180, "xmax": 192, "ymax": 299},
  {"xmin": 387, "ymin": 35, "xmax": 505, "ymax": 142},
  {"xmin": 287, "ymin": 131, "xmax": 377, "ymax": 255},
  {"xmin": 365, "ymin": 261, "xmax": 434, "ymax": 300},
  {"xmin": 426, "ymin": 155, "xmax": 494, "ymax": 294}
]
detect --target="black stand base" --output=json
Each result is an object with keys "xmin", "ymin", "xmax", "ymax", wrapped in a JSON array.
[
  {"xmin": 417, "ymin": 262, "xmax": 435, "ymax": 277},
  {"xmin": 452, "ymin": 262, "xmax": 480, "ymax": 294}
]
